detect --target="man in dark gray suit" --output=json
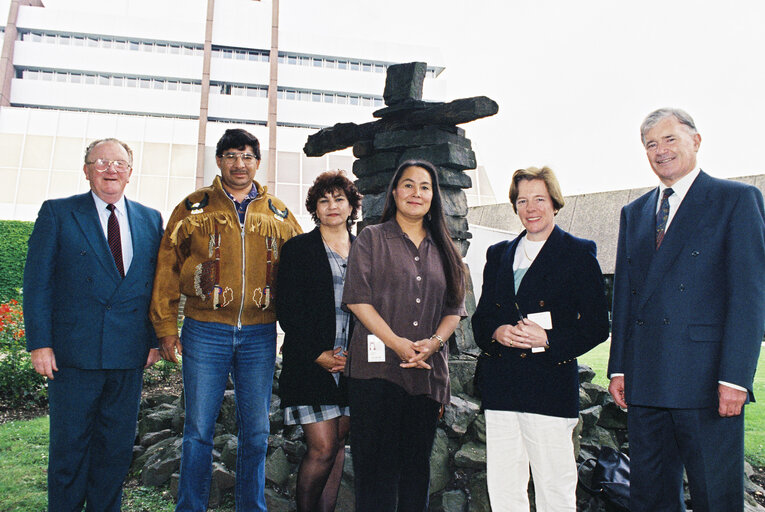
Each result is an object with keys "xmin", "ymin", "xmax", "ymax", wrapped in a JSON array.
[
  {"xmin": 24, "ymin": 138, "xmax": 163, "ymax": 511},
  {"xmin": 608, "ymin": 109, "xmax": 765, "ymax": 511}
]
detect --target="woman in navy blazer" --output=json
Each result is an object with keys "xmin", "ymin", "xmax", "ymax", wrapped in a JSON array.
[
  {"xmin": 276, "ymin": 170, "xmax": 361, "ymax": 512},
  {"xmin": 472, "ymin": 166, "xmax": 610, "ymax": 511}
]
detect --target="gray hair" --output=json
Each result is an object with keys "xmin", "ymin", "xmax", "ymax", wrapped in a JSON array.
[
  {"xmin": 640, "ymin": 108, "xmax": 698, "ymax": 145},
  {"xmin": 84, "ymin": 138, "xmax": 134, "ymax": 166}
]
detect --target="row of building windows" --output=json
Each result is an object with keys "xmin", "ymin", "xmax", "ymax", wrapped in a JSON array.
[
  {"xmin": 20, "ymin": 69, "xmax": 203, "ymax": 92},
  {"xmin": 211, "ymin": 83, "xmax": 384, "ymax": 107},
  {"xmin": 17, "ymin": 30, "xmax": 439, "ymax": 77},
  {"xmin": 210, "ymin": 47, "xmax": 270, "ymax": 62},
  {"xmin": 18, "ymin": 69, "xmax": 384, "ymax": 107},
  {"xmin": 20, "ymin": 31, "xmax": 203, "ymax": 56}
]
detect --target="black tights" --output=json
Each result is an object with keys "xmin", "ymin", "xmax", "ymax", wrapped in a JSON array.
[{"xmin": 296, "ymin": 415, "xmax": 351, "ymax": 512}]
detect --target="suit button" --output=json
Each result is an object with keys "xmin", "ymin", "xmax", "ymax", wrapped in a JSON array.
[
  {"xmin": 106, "ymin": 305, "xmax": 111, "ymax": 310},
  {"xmin": 663, "ymin": 318, "xmax": 670, "ymax": 325},
  {"xmin": 80, "ymin": 250, "xmax": 87, "ymax": 256},
  {"xmin": 679, "ymin": 284, "xmax": 686, "ymax": 291},
  {"xmin": 87, "ymin": 276, "xmax": 93, "ymax": 283},
  {"xmin": 520, "ymin": 353, "xmax": 527, "ymax": 358},
  {"xmin": 636, "ymin": 320, "xmax": 644, "ymax": 326},
  {"xmin": 691, "ymin": 250, "xmax": 699, "ymax": 256},
  {"xmin": 631, "ymin": 289, "xmax": 637, "ymax": 295}
]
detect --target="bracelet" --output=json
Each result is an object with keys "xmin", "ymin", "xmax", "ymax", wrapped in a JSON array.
[{"xmin": 430, "ymin": 334, "xmax": 445, "ymax": 351}]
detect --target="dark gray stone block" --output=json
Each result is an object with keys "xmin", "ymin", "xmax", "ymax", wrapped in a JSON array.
[
  {"xmin": 303, "ymin": 121, "xmax": 378, "ymax": 157},
  {"xmin": 383, "ymin": 62, "xmax": 426, "ymax": 106},
  {"xmin": 374, "ymin": 126, "xmax": 472, "ymax": 151},
  {"xmin": 441, "ymin": 188, "xmax": 468, "ymax": 217},
  {"xmin": 360, "ymin": 192, "xmax": 387, "ymax": 219},
  {"xmin": 355, "ymin": 166, "xmax": 471, "ymax": 195},
  {"xmin": 352, "ymin": 140, "xmax": 374, "ymax": 158},
  {"xmin": 374, "ymin": 96, "xmax": 499, "ymax": 126},
  {"xmin": 352, "ymin": 151, "xmax": 400, "ymax": 178},
  {"xmin": 400, "ymin": 143, "xmax": 476, "ymax": 171}
]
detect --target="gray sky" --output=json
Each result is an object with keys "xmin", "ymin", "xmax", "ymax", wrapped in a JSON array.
[{"xmin": 44, "ymin": 0, "xmax": 765, "ymax": 199}]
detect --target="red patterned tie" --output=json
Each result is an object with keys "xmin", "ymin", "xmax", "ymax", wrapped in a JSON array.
[{"xmin": 106, "ymin": 204, "xmax": 125, "ymax": 277}]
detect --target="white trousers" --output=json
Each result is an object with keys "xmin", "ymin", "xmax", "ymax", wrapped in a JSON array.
[{"xmin": 485, "ymin": 409, "xmax": 579, "ymax": 512}]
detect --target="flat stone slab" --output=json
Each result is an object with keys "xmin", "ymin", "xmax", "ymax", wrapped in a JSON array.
[{"xmin": 374, "ymin": 126, "xmax": 472, "ymax": 151}]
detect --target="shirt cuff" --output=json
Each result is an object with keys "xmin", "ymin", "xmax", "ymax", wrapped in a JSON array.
[
  {"xmin": 719, "ymin": 380, "xmax": 747, "ymax": 392},
  {"xmin": 610, "ymin": 373, "xmax": 624, "ymax": 378}
]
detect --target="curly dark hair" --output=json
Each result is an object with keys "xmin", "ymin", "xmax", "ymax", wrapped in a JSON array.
[{"xmin": 305, "ymin": 170, "xmax": 362, "ymax": 229}]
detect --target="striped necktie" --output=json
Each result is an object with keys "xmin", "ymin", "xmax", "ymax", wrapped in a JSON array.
[{"xmin": 106, "ymin": 204, "xmax": 125, "ymax": 277}]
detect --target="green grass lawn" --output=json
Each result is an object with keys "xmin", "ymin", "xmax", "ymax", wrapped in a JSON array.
[
  {"xmin": 579, "ymin": 340, "xmax": 765, "ymax": 466},
  {"xmin": 0, "ymin": 416, "xmax": 181, "ymax": 512}
]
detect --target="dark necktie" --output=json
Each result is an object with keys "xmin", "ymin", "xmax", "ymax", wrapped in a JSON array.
[
  {"xmin": 655, "ymin": 188, "xmax": 674, "ymax": 249},
  {"xmin": 106, "ymin": 204, "xmax": 125, "ymax": 277}
]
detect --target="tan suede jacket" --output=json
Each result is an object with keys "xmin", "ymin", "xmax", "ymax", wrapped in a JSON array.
[{"xmin": 150, "ymin": 176, "xmax": 301, "ymax": 338}]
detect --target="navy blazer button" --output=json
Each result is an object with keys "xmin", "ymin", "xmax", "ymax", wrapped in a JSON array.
[
  {"xmin": 691, "ymin": 250, "xmax": 700, "ymax": 257},
  {"xmin": 636, "ymin": 319, "xmax": 644, "ymax": 326},
  {"xmin": 87, "ymin": 276, "xmax": 93, "ymax": 283},
  {"xmin": 679, "ymin": 284, "xmax": 686, "ymax": 291},
  {"xmin": 520, "ymin": 353, "xmax": 527, "ymax": 358},
  {"xmin": 663, "ymin": 318, "xmax": 670, "ymax": 325},
  {"xmin": 80, "ymin": 250, "xmax": 87, "ymax": 256},
  {"xmin": 631, "ymin": 289, "xmax": 637, "ymax": 295},
  {"xmin": 106, "ymin": 305, "xmax": 111, "ymax": 310}
]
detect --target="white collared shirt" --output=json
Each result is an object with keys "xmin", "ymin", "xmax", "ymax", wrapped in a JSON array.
[
  {"xmin": 91, "ymin": 191, "xmax": 134, "ymax": 273},
  {"xmin": 655, "ymin": 167, "xmax": 700, "ymax": 231}
]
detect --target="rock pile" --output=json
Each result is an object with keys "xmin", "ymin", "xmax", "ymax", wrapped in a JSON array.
[{"xmin": 131, "ymin": 360, "xmax": 765, "ymax": 510}]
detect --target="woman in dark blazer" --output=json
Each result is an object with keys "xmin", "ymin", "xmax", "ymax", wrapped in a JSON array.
[
  {"xmin": 276, "ymin": 170, "xmax": 361, "ymax": 512},
  {"xmin": 472, "ymin": 166, "xmax": 610, "ymax": 512}
]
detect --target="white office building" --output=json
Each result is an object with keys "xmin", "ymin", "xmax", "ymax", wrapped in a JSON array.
[{"xmin": 0, "ymin": 0, "xmax": 472, "ymax": 227}]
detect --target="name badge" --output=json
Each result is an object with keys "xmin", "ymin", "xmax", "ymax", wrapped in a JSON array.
[
  {"xmin": 367, "ymin": 335, "xmax": 386, "ymax": 362},
  {"xmin": 527, "ymin": 311, "xmax": 552, "ymax": 353}
]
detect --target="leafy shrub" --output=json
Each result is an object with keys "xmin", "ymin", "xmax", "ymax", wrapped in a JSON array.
[
  {"xmin": 0, "ymin": 221, "xmax": 34, "ymax": 302},
  {"xmin": 0, "ymin": 299, "xmax": 47, "ymax": 406},
  {"xmin": 143, "ymin": 358, "xmax": 180, "ymax": 386}
]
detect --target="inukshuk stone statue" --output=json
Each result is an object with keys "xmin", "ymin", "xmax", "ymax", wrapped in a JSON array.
[{"xmin": 304, "ymin": 61, "xmax": 498, "ymax": 354}]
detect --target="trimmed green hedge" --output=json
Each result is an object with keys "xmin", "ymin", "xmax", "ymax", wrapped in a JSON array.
[{"xmin": 0, "ymin": 221, "xmax": 34, "ymax": 301}]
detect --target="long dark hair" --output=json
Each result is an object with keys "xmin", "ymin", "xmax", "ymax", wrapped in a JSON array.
[{"xmin": 380, "ymin": 159, "xmax": 466, "ymax": 307}]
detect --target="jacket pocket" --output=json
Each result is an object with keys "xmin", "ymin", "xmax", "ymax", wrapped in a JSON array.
[{"xmin": 688, "ymin": 323, "xmax": 722, "ymax": 342}]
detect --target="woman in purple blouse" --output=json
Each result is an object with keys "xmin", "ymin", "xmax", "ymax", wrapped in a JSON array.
[{"xmin": 342, "ymin": 159, "xmax": 467, "ymax": 511}]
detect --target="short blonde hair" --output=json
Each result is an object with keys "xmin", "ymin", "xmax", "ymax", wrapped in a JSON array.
[{"xmin": 508, "ymin": 166, "xmax": 565, "ymax": 214}]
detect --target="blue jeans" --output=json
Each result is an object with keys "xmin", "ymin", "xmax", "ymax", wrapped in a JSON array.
[{"xmin": 176, "ymin": 318, "xmax": 276, "ymax": 512}]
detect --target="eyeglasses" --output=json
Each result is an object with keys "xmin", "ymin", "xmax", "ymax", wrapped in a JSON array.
[
  {"xmin": 222, "ymin": 152, "xmax": 257, "ymax": 163},
  {"xmin": 86, "ymin": 159, "xmax": 131, "ymax": 173}
]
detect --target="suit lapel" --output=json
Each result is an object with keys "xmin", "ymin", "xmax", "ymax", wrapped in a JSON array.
[
  {"xmin": 71, "ymin": 193, "xmax": 121, "ymax": 283},
  {"xmin": 496, "ymin": 236, "xmax": 521, "ymax": 304},
  {"xmin": 637, "ymin": 172, "xmax": 711, "ymax": 311},
  {"xmin": 124, "ymin": 198, "xmax": 145, "ymax": 282}
]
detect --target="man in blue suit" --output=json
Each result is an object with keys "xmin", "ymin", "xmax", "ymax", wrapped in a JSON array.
[
  {"xmin": 24, "ymin": 138, "xmax": 164, "ymax": 512},
  {"xmin": 608, "ymin": 108, "xmax": 765, "ymax": 512}
]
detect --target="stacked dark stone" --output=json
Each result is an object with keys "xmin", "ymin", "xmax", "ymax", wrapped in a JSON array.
[{"xmin": 303, "ymin": 61, "xmax": 499, "ymax": 258}]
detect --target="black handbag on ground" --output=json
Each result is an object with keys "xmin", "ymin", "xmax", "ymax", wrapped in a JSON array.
[{"xmin": 577, "ymin": 446, "xmax": 630, "ymax": 511}]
